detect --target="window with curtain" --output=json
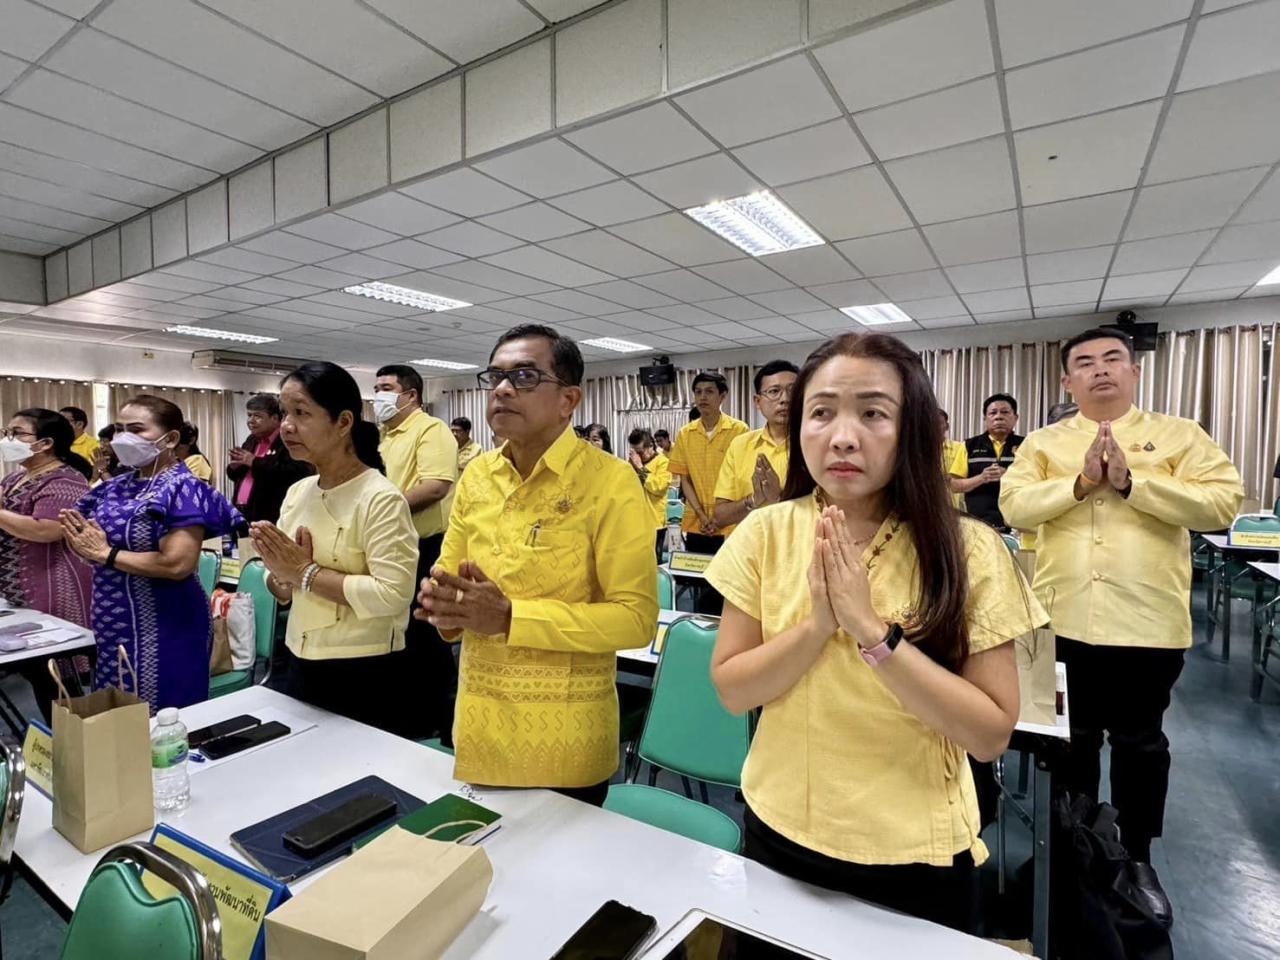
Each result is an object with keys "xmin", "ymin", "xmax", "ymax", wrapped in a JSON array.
[
  {"xmin": 0, "ymin": 375, "xmax": 95, "ymax": 477},
  {"xmin": 108, "ymin": 384, "xmax": 238, "ymax": 496}
]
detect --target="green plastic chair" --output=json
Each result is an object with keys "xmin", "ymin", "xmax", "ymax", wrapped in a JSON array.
[
  {"xmin": 666, "ymin": 501, "xmax": 684, "ymax": 525},
  {"xmin": 417, "ymin": 738, "xmax": 455, "ymax": 756},
  {"xmin": 1, "ymin": 738, "xmax": 24, "ymax": 905},
  {"xmin": 626, "ymin": 616, "xmax": 750, "ymax": 801},
  {"xmin": 604, "ymin": 783, "xmax": 741, "ymax": 852},
  {"xmin": 656, "ymin": 567, "xmax": 675, "ymax": 609},
  {"xmin": 60, "ymin": 841, "xmax": 221, "ymax": 960},
  {"xmin": 1001, "ymin": 533, "xmax": 1019, "ymax": 553},
  {"xmin": 197, "ymin": 550, "xmax": 221, "ymax": 597},
  {"xmin": 209, "ymin": 558, "xmax": 277, "ymax": 699}
]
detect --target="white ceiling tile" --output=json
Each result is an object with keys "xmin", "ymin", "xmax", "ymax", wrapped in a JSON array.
[
  {"xmin": 1023, "ymin": 191, "xmax": 1132, "ymax": 254},
  {"xmin": 915, "ymin": 316, "xmax": 977, "ymax": 329},
  {"xmin": 319, "ymin": 253, "xmax": 406, "ymax": 281},
  {"xmin": 400, "ymin": 169, "xmax": 532, "ymax": 217},
  {"xmin": 0, "ymin": 51, "xmax": 27, "ymax": 90},
  {"xmin": 1167, "ymin": 286, "xmax": 1249, "ymax": 304},
  {"xmin": 962, "ymin": 287, "xmax": 1029, "ymax": 312},
  {"xmin": 339, "ymin": 193, "xmax": 460, "ymax": 236},
  {"xmin": 548, "ymin": 180, "xmax": 669, "ymax": 226},
  {"xmin": 835, "ymin": 229, "xmax": 935, "ymax": 276},
  {"xmin": 666, "ymin": 0, "xmax": 802, "ymax": 90},
  {"xmin": 532, "ymin": 290, "xmax": 631, "ymax": 316},
  {"xmin": 731, "ymin": 120, "xmax": 871, "ymax": 188},
  {"xmin": 162, "ymin": 260, "xmax": 257, "ymax": 285},
  {"xmin": 0, "ymin": 139, "xmax": 175, "ymax": 209},
  {"xmin": 285, "ymin": 215, "xmax": 399, "ymax": 251},
  {"xmin": 483, "ymin": 298, "xmax": 580, "ymax": 323},
  {"xmin": 1015, "ymin": 103, "xmax": 1159, "ymax": 205},
  {"xmin": 1146, "ymin": 72, "xmax": 1280, "ymax": 184},
  {"xmin": 923, "ymin": 211, "xmax": 1023, "ymax": 266},
  {"xmin": 1125, "ymin": 168, "xmax": 1268, "ymax": 240},
  {"xmin": 377, "ymin": 271, "xmax": 507, "ymax": 305},
  {"xmin": 417, "ymin": 222, "xmax": 524, "ymax": 257},
  {"xmin": 609, "ymin": 212, "xmax": 742, "ymax": 265},
  {"xmin": 482, "ymin": 246, "xmax": 614, "ymax": 287},
  {"xmin": 994, "ymin": 0, "xmax": 1193, "ymax": 67},
  {"xmin": 873, "ymin": 268, "xmax": 953, "ymax": 300},
  {"xmin": 699, "ymin": 297, "xmax": 778, "ymax": 321},
  {"xmin": 205, "ymin": 286, "xmax": 283, "ymax": 306},
  {"xmin": 759, "ymin": 245, "xmax": 861, "ymax": 286},
  {"xmin": 814, "ymin": 0, "xmax": 993, "ymax": 112},
  {"xmin": 788, "ymin": 308, "xmax": 849, "ymax": 331},
  {"xmin": 806, "ymin": 278, "xmax": 885, "ymax": 308},
  {"xmin": 240, "ymin": 277, "xmax": 326, "ymax": 297},
  {"xmin": 433, "ymin": 260, "xmax": 560, "ymax": 296},
  {"xmin": 477, "ymin": 203, "xmax": 592, "ymax": 242},
  {"xmin": 945, "ymin": 257, "xmax": 1025, "ymax": 292},
  {"xmin": 271, "ymin": 266, "xmax": 365, "ymax": 290},
  {"xmin": 0, "ymin": 0, "xmax": 72, "ymax": 61},
  {"xmin": 578, "ymin": 279, "xmax": 678, "ymax": 308},
  {"xmin": 747, "ymin": 288, "xmax": 828, "ymax": 313},
  {"xmin": 1030, "ymin": 278, "xmax": 1103, "ymax": 307},
  {"xmin": 1234, "ymin": 170, "xmax": 1280, "ymax": 225},
  {"xmin": 361, "ymin": 239, "xmax": 464, "ymax": 270},
  {"xmin": 1178, "ymin": 0, "xmax": 1280, "ymax": 91},
  {"xmin": 697, "ymin": 320, "xmax": 755, "ymax": 340},
  {"xmin": 1102, "ymin": 269, "xmax": 1188, "ymax": 300},
  {"xmin": 1111, "ymin": 230, "xmax": 1217, "ymax": 275},
  {"xmin": 1178, "ymin": 259, "xmax": 1277, "ymax": 291},
  {"xmin": 692, "ymin": 259, "xmax": 793, "ymax": 295},
  {"xmin": 367, "ymin": 0, "xmax": 540, "ymax": 62},
  {"xmin": 778, "ymin": 166, "xmax": 911, "ymax": 240},
  {"xmin": 200, "ymin": 247, "xmax": 297, "ymax": 275},
  {"xmin": 896, "ymin": 294, "xmax": 967, "ymax": 319},
  {"xmin": 634, "ymin": 154, "xmax": 762, "ymax": 209},
  {"xmin": 565, "ymin": 102, "xmax": 717, "ymax": 175},
  {"xmin": 740, "ymin": 317, "xmax": 816, "ymax": 339},
  {"xmin": 674, "ymin": 55, "xmax": 840, "ymax": 148},
  {"xmin": 554, "ymin": 0, "xmax": 662, "ymax": 127},
  {"xmin": 972, "ymin": 310, "xmax": 1029, "ymax": 323},
  {"xmin": 541, "ymin": 231, "xmax": 674, "ymax": 276},
  {"xmin": 1201, "ymin": 220, "xmax": 1280, "ymax": 264},
  {"xmin": 633, "ymin": 268, "xmax": 731, "ymax": 301},
  {"xmin": 856, "ymin": 77, "xmax": 1004, "ymax": 161},
  {"xmin": 474, "ymin": 139, "xmax": 614, "ymax": 198},
  {"xmin": 1026, "ymin": 245, "xmax": 1113, "ymax": 284},
  {"xmin": 885, "ymin": 137, "xmax": 1015, "ymax": 224},
  {"xmin": 238, "ymin": 231, "xmax": 347, "ymax": 264},
  {"xmin": 646, "ymin": 304, "xmax": 730, "ymax": 327},
  {"xmin": 1240, "ymin": 286, "xmax": 1280, "ymax": 300},
  {"xmin": 1005, "ymin": 26, "xmax": 1183, "ymax": 130}
]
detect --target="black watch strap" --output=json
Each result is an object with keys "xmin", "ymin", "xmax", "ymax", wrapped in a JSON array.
[
  {"xmin": 105, "ymin": 545, "xmax": 121, "ymax": 569},
  {"xmin": 883, "ymin": 622, "xmax": 904, "ymax": 651}
]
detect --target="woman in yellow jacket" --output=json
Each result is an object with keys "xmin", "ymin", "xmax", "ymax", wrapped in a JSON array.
[
  {"xmin": 251, "ymin": 361, "xmax": 418, "ymax": 732},
  {"xmin": 705, "ymin": 333, "xmax": 1045, "ymax": 932}
]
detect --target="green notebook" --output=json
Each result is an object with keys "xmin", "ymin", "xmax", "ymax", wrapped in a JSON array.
[{"xmin": 356, "ymin": 793, "xmax": 502, "ymax": 849}]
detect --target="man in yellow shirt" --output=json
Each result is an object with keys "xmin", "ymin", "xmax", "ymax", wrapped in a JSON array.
[
  {"xmin": 713, "ymin": 360, "xmax": 797, "ymax": 530},
  {"xmin": 417, "ymin": 324, "xmax": 657, "ymax": 805},
  {"xmin": 668, "ymin": 371, "xmax": 748, "ymax": 552},
  {"xmin": 627, "ymin": 428, "xmax": 674, "ymax": 563},
  {"xmin": 653, "ymin": 428, "xmax": 671, "ymax": 455},
  {"xmin": 450, "ymin": 416, "xmax": 483, "ymax": 474},
  {"xmin": 1001, "ymin": 327, "xmax": 1243, "ymax": 921},
  {"xmin": 374, "ymin": 364, "xmax": 459, "ymax": 741},
  {"xmin": 60, "ymin": 406, "xmax": 98, "ymax": 465},
  {"xmin": 949, "ymin": 394, "xmax": 1023, "ymax": 530},
  {"xmin": 939, "ymin": 410, "xmax": 965, "ymax": 510}
]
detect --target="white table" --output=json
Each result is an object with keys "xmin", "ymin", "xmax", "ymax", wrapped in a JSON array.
[
  {"xmin": 15, "ymin": 687, "xmax": 1017, "ymax": 959},
  {"xmin": 1199, "ymin": 533, "xmax": 1280, "ymax": 661},
  {"xmin": 0, "ymin": 612, "xmax": 95, "ymax": 734},
  {"xmin": 1247, "ymin": 560, "xmax": 1280, "ymax": 700},
  {"xmin": 618, "ymin": 609, "xmax": 717, "ymax": 667}
]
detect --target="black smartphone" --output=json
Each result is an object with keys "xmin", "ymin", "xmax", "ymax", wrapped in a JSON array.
[
  {"xmin": 198, "ymin": 720, "xmax": 290, "ymax": 760},
  {"xmin": 281, "ymin": 793, "xmax": 398, "ymax": 859},
  {"xmin": 189, "ymin": 714, "xmax": 260, "ymax": 750},
  {"xmin": 550, "ymin": 900, "xmax": 657, "ymax": 960}
]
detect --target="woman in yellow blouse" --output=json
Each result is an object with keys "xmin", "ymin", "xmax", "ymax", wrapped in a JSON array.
[
  {"xmin": 705, "ymin": 333, "xmax": 1045, "ymax": 932},
  {"xmin": 176, "ymin": 422, "xmax": 213, "ymax": 483},
  {"xmin": 251, "ymin": 361, "xmax": 418, "ymax": 731}
]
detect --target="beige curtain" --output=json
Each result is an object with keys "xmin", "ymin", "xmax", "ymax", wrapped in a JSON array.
[
  {"xmin": 109, "ymin": 384, "xmax": 237, "ymax": 496},
  {"xmin": 0, "ymin": 375, "xmax": 95, "ymax": 477}
]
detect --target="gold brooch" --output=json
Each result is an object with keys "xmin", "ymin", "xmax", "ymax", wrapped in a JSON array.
[
  {"xmin": 1129, "ymin": 443, "xmax": 1142, "ymax": 452},
  {"xmin": 556, "ymin": 497, "xmax": 573, "ymax": 514},
  {"xmin": 1143, "ymin": 442, "xmax": 1155, "ymax": 452}
]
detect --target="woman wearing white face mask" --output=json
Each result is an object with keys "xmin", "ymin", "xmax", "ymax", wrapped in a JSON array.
[
  {"xmin": 58, "ymin": 395, "xmax": 244, "ymax": 713},
  {"xmin": 0, "ymin": 408, "xmax": 94, "ymax": 723}
]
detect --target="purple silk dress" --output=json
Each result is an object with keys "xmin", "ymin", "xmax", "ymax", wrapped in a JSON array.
[
  {"xmin": 78, "ymin": 463, "xmax": 243, "ymax": 713},
  {"xmin": 0, "ymin": 465, "xmax": 93, "ymax": 625}
]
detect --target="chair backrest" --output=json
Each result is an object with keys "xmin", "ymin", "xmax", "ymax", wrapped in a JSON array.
[
  {"xmin": 656, "ymin": 567, "xmax": 674, "ymax": 610},
  {"xmin": 197, "ymin": 550, "xmax": 221, "ymax": 597},
  {"xmin": 666, "ymin": 501, "xmax": 684, "ymax": 524},
  {"xmin": 0, "ymin": 738, "xmax": 24, "ymax": 903},
  {"xmin": 235, "ymin": 558, "xmax": 278, "ymax": 663},
  {"xmin": 61, "ymin": 842, "xmax": 222, "ymax": 960},
  {"xmin": 637, "ymin": 616, "xmax": 750, "ymax": 788},
  {"xmin": 1001, "ymin": 533, "xmax": 1019, "ymax": 553}
]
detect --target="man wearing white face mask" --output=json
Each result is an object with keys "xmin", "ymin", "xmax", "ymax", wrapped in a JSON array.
[{"xmin": 374, "ymin": 364, "xmax": 458, "ymax": 740}]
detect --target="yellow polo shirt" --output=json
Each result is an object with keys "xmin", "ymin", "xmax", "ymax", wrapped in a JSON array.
[
  {"xmin": 713, "ymin": 426, "xmax": 789, "ymax": 513},
  {"xmin": 71, "ymin": 433, "xmax": 99, "ymax": 463},
  {"xmin": 705, "ymin": 497, "xmax": 1046, "ymax": 866},
  {"xmin": 438, "ymin": 425, "xmax": 658, "ymax": 788},
  {"xmin": 184, "ymin": 454, "xmax": 213, "ymax": 482},
  {"xmin": 457, "ymin": 440, "xmax": 482, "ymax": 475},
  {"xmin": 1000, "ymin": 406, "xmax": 1243, "ymax": 648},
  {"xmin": 379, "ymin": 409, "xmax": 457, "ymax": 538},
  {"xmin": 942, "ymin": 439, "xmax": 965, "ymax": 509},
  {"xmin": 668, "ymin": 414, "xmax": 748, "ymax": 535},
  {"xmin": 278, "ymin": 469, "xmax": 419, "ymax": 660},
  {"xmin": 637, "ymin": 451, "xmax": 673, "ymax": 529}
]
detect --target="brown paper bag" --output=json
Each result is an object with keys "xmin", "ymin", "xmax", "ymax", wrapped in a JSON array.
[
  {"xmin": 1013, "ymin": 551, "xmax": 1058, "ymax": 729},
  {"xmin": 210, "ymin": 618, "xmax": 234, "ymax": 676},
  {"xmin": 265, "ymin": 827, "xmax": 492, "ymax": 960},
  {"xmin": 49, "ymin": 647, "xmax": 155, "ymax": 853}
]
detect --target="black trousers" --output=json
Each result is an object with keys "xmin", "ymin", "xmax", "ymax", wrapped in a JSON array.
[
  {"xmin": 654, "ymin": 528, "xmax": 666, "ymax": 565},
  {"xmin": 403, "ymin": 533, "xmax": 459, "ymax": 743},
  {"xmin": 1056, "ymin": 636, "xmax": 1185, "ymax": 861},
  {"xmin": 743, "ymin": 806, "xmax": 976, "ymax": 933},
  {"xmin": 286, "ymin": 648, "xmax": 407, "ymax": 732},
  {"xmin": 682, "ymin": 532, "xmax": 724, "ymax": 615}
]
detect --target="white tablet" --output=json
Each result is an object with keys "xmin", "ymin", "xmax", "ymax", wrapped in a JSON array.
[{"xmin": 640, "ymin": 909, "xmax": 829, "ymax": 959}]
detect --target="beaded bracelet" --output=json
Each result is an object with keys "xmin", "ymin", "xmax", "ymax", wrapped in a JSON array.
[{"xmin": 300, "ymin": 562, "xmax": 321, "ymax": 593}]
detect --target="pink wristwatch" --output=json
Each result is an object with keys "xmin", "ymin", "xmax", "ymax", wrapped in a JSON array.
[{"xmin": 860, "ymin": 622, "xmax": 903, "ymax": 667}]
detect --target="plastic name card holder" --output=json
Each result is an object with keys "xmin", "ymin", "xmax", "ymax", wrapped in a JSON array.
[
  {"xmin": 668, "ymin": 551, "xmax": 713, "ymax": 574},
  {"xmin": 1230, "ymin": 514, "xmax": 1280, "ymax": 549},
  {"xmin": 22, "ymin": 718, "xmax": 53, "ymax": 798}
]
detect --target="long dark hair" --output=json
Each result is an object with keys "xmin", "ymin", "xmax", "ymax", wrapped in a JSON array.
[
  {"xmin": 15, "ymin": 407, "xmax": 91, "ymax": 479},
  {"xmin": 281, "ymin": 361, "xmax": 384, "ymax": 472},
  {"xmin": 585, "ymin": 423, "xmax": 612, "ymax": 454},
  {"xmin": 178, "ymin": 422, "xmax": 203, "ymax": 457},
  {"xmin": 781, "ymin": 333, "xmax": 972, "ymax": 672}
]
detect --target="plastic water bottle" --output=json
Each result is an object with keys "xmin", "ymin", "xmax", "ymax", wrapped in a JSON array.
[{"xmin": 151, "ymin": 707, "xmax": 191, "ymax": 813}]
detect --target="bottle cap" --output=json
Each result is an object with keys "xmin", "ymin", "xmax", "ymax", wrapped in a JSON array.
[{"xmin": 157, "ymin": 707, "xmax": 179, "ymax": 725}]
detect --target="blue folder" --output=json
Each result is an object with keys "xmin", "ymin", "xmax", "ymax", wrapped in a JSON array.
[{"xmin": 229, "ymin": 775, "xmax": 426, "ymax": 882}]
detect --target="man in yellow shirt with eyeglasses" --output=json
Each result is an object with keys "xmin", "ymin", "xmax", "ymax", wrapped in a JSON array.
[
  {"xmin": 713, "ymin": 360, "xmax": 798, "ymax": 530},
  {"xmin": 1001, "ymin": 326, "xmax": 1243, "ymax": 924},
  {"xmin": 417, "ymin": 324, "xmax": 657, "ymax": 806}
]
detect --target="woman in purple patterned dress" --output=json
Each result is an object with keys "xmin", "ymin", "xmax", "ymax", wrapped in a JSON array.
[
  {"xmin": 0, "ymin": 408, "xmax": 93, "ymax": 722},
  {"xmin": 59, "ymin": 395, "xmax": 244, "ymax": 714}
]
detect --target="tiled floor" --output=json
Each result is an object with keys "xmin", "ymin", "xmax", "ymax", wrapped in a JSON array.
[{"xmin": 2, "ymin": 582, "xmax": 1277, "ymax": 958}]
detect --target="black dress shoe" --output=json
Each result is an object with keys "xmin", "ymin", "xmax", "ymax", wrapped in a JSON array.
[{"xmin": 1130, "ymin": 861, "xmax": 1174, "ymax": 928}]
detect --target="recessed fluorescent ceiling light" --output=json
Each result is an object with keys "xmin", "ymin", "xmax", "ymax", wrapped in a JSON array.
[
  {"xmin": 409, "ymin": 358, "xmax": 477, "ymax": 370},
  {"xmin": 684, "ymin": 191, "xmax": 824, "ymax": 257},
  {"xmin": 580, "ymin": 337, "xmax": 652, "ymax": 353},
  {"xmin": 839, "ymin": 303, "xmax": 912, "ymax": 326},
  {"xmin": 1257, "ymin": 263, "xmax": 1280, "ymax": 286},
  {"xmin": 344, "ymin": 282, "xmax": 470, "ymax": 312},
  {"xmin": 165, "ymin": 325, "xmax": 278, "ymax": 344}
]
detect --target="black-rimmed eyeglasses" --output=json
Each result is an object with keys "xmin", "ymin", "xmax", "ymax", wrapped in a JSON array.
[{"xmin": 476, "ymin": 368, "xmax": 567, "ymax": 391}]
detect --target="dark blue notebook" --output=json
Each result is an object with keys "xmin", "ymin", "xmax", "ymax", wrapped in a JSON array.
[{"xmin": 229, "ymin": 775, "xmax": 426, "ymax": 882}]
